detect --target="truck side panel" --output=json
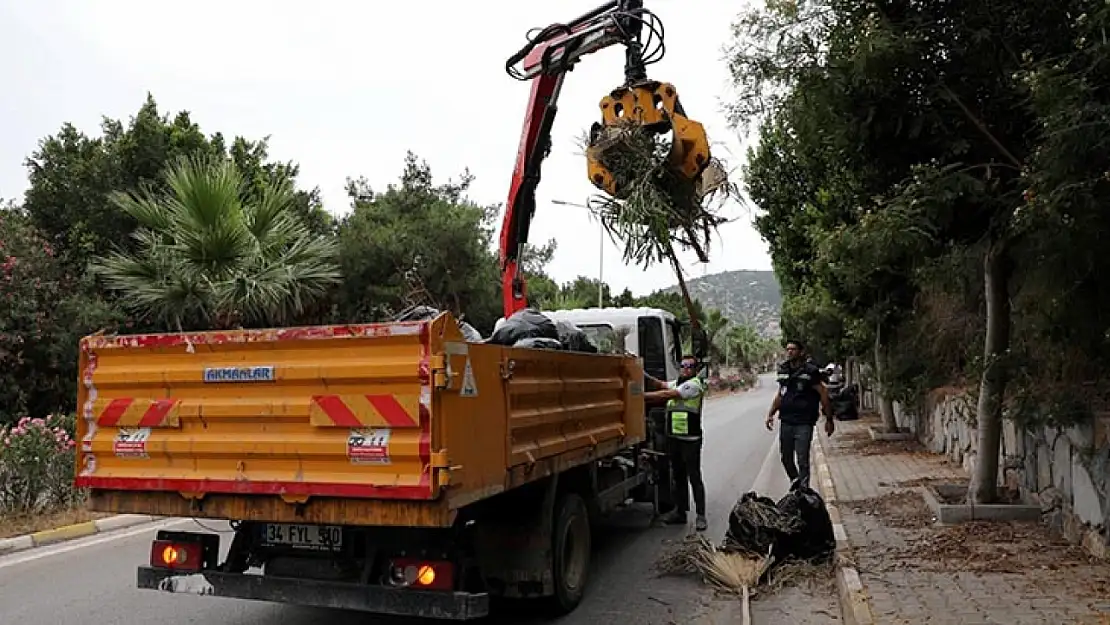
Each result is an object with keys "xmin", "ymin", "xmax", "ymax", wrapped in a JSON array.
[
  {"xmin": 436, "ymin": 339, "xmax": 645, "ymax": 509},
  {"xmin": 504, "ymin": 348, "xmax": 639, "ymax": 467}
]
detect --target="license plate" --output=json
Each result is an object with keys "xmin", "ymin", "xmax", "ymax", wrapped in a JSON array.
[{"xmin": 260, "ymin": 523, "xmax": 343, "ymax": 550}]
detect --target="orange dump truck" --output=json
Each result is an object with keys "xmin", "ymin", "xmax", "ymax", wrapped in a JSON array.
[{"xmin": 76, "ymin": 312, "xmax": 657, "ymax": 619}]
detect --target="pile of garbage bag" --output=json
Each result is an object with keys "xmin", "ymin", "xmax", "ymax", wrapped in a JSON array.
[
  {"xmin": 486, "ymin": 308, "xmax": 598, "ymax": 354},
  {"xmin": 723, "ymin": 482, "xmax": 835, "ymax": 564},
  {"xmin": 391, "ymin": 305, "xmax": 483, "ymax": 343}
]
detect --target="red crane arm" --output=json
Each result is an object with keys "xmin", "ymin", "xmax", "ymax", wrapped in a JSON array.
[{"xmin": 499, "ymin": 1, "xmax": 649, "ymax": 319}]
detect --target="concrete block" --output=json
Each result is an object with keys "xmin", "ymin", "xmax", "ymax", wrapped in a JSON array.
[
  {"xmin": 1054, "ymin": 435, "xmax": 1073, "ymax": 493},
  {"xmin": 30, "ymin": 521, "xmax": 98, "ymax": 546},
  {"xmin": 837, "ymin": 565, "xmax": 876, "ymax": 625},
  {"xmin": 94, "ymin": 514, "xmax": 156, "ymax": 533},
  {"xmin": 1003, "ymin": 420, "xmax": 1021, "ymax": 457},
  {"xmin": 1071, "ymin": 459, "xmax": 1104, "ymax": 525},
  {"xmin": 0, "ymin": 534, "xmax": 33, "ymax": 555},
  {"xmin": 868, "ymin": 426, "xmax": 914, "ymax": 441},
  {"xmin": 1036, "ymin": 442, "xmax": 1053, "ymax": 492},
  {"xmin": 921, "ymin": 484, "xmax": 1043, "ymax": 524}
]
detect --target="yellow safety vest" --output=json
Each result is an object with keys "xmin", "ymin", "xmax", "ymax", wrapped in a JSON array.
[{"xmin": 665, "ymin": 377, "xmax": 707, "ymax": 437}]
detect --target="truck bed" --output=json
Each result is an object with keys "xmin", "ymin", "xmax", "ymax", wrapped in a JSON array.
[{"xmin": 77, "ymin": 312, "xmax": 646, "ymax": 527}]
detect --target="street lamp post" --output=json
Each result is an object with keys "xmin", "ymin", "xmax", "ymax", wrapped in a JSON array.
[{"xmin": 552, "ymin": 199, "xmax": 604, "ymax": 308}]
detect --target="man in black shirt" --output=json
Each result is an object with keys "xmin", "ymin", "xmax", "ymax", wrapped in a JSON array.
[{"xmin": 765, "ymin": 340, "xmax": 834, "ymax": 489}]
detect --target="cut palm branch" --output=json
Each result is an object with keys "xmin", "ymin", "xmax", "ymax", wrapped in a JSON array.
[
  {"xmin": 653, "ymin": 533, "xmax": 714, "ymax": 576},
  {"xmin": 580, "ymin": 121, "xmax": 737, "ymax": 337},
  {"xmin": 581, "ymin": 122, "xmax": 737, "ymax": 268}
]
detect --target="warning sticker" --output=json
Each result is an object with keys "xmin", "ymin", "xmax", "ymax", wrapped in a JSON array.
[
  {"xmin": 347, "ymin": 428, "xmax": 391, "ymax": 465},
  {"xmin": 460, "ymin": 358, "xmax": 478, "ymax": 397},
  {"xmin": 113, "ymin": 428, "xmax": 151, "ymax": 459}
]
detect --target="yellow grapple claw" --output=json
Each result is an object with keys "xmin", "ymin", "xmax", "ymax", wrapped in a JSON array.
[{"xmin": 585, "ymin": 81, "xmax": 712, "ymax": 199}]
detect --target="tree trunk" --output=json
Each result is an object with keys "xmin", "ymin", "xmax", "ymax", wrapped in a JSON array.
[
  {"xmin": 846, "ymin": 356, "xmax": 857, "ymax": 386},
  {"xmin": 969, "ymin": 239, "xmax": 1012, "ymax": 505},
  {"xmin": 874, "ymin": 321, "xmax": 899, "ymax": 433},
  {"xmin": 670, "ymin": 253, "xmax": 701, "ymax": 336}
]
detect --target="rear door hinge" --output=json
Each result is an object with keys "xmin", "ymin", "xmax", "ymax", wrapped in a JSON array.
[{"xmin": 430, "ymin": 354, "xmax": 451, "ymax": 390}]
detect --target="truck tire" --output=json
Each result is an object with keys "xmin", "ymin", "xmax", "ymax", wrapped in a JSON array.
[{"xmin": 548, "ymin": 492, "xmax": 591, "ymax": 614}]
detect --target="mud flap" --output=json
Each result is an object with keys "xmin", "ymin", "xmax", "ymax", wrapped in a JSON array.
[{"xmin": 470, "ymin": 474, "xmax": 559, "ymax": 599}]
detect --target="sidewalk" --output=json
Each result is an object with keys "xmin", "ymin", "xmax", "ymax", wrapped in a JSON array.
[{"xmin": 817, "ymin": 415, "xmax": 1110, "ymax": 625}]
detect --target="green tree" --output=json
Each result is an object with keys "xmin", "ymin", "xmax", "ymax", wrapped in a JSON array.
[
  {"xmin": 732, "ymin": 0, "xmax": 1086, "ymax": 502},
  {"xmin": 704, "ymin": 308, "xmax": 730, "ymax": 375},
  {"xmin": 335, "ymin": 153, "xmax": 503, "ymax": 333},
  {"xmin": 612, "ymin": 288, "xmax": 636, "ymax": 307},
  {"xmin": 92, "ymin": 156, "xmax": 340, "ymax": 331},
  {"xmin": 23, "ymin": 95, "xmax": 331, "ymax": 272},
  {"xmin": 634, "ymin": 289, "xmax": 704, "ymax": 328}
]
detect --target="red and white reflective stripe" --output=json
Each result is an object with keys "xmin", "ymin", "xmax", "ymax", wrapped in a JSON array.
[
  {"xmin": 80, "ymin": 350, "xmax": 99, "ymax": 462},
  {"xmin": 417, "ymin": 323, "xmax": 432, "ymax": 490}
]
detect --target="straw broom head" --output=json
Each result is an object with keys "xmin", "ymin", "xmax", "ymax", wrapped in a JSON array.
[{"xmin": 695, "ymin": 545, "xmax": 774, "ymax": 593}]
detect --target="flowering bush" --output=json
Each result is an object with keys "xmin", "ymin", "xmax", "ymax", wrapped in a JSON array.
[
  {"xmin": 0, "ymin": 414, "xmax": 80, "ymax": 515},
  {"xmin": 0, "ymin": 207, "xmax": 124, "ymax": 426}
]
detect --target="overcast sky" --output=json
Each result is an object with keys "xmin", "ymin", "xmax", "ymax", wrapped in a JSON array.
[{"xmin": 0, "ymin": 0, "xmax": 771, "ymax": 296}]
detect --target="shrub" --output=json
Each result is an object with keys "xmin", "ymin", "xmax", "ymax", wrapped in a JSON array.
[
  {"xmin": 0, "ymin": 414, "xmax": 80, "ymax": 515},
  {"xmin": 0, "ymin": 208, "xmax": 123, "ymax": 426}
]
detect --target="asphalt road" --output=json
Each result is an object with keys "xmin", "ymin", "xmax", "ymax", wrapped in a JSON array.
[{"xmin": 0, "ymin": 377, "xmax": 838, "ymax": 624}]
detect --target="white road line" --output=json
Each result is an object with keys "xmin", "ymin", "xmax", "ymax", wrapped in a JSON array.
[{"xmin": 0, "ymin": 517, "xmax": 192, "ymax": 571}]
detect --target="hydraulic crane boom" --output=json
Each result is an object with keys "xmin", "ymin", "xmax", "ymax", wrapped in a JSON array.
[{"xmin": 499, "ymin": 1, "xmax": 658, "ymax": 318}]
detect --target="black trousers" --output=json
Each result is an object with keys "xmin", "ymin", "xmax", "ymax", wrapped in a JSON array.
[
  {"xmin": 779, "ymin": 422, "xmax": 815, "ymax": 488},
  {"xmin": 667, "ymin": 437, "xmax": 706, "ymax": 516}
]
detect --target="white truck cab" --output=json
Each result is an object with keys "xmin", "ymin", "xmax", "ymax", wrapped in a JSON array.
[
  {"xmin": 541, "ymin": 307, "xmax": 687, "ymax": 382},
  {"xmin": 493, "ymin": 306, "xmax": 705, "ymax": 382}
]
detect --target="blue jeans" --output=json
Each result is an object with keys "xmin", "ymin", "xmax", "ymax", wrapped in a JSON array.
[{"xmin": 779, "ymin": 422, "xmax": 815, "ymax": 488}]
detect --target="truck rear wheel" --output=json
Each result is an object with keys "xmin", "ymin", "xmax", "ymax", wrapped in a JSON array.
[{"xmin": 549, "ymin": 492, "xmax": 591, "ymax": 614}]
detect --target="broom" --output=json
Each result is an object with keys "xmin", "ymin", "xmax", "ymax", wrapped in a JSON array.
[{"xmin": 695, "ymin": 543, "xmax": 774, "ymax": 625}]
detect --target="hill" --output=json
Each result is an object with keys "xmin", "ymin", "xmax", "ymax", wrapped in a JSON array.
[{"xmin": 664, "ymin": 270, "xmax": 782, "ymax": 337}]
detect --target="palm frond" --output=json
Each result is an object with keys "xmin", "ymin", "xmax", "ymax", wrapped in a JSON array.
[
  {"xmin": 165, "ymin": 155, "xmax": 245, "ymax": 230},
  {"xmin": 108, "ymin": 188, "xmax": 174, "ymax": 232},
  {"xmin": 246, "ymin": 175, "xmax": 298, "ymax": 246}
]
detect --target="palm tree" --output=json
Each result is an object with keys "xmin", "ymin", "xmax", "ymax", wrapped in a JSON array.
[
  {"xmin": 93, "ymin": 156, "xmax": 341, "ymax": 331},
  {"xmin": 703, "ymin": 308, "xmax": 730, "ymax": 377}
]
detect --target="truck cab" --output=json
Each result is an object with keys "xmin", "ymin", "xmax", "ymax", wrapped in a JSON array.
[
  {"xmin": 494, "ymin": 306, "xmax": 685, "ymax": 381},
  {"xmin": 540, "ymin": 307, "xmax": 685, "ymax": 382}
]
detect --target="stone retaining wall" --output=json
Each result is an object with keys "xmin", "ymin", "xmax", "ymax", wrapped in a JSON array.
[{"xmin": 891, "ymin": 390, "xmax": 1110, "ymax": 558}]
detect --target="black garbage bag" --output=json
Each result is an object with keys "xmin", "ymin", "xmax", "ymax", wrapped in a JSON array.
[
  {"xmin": 555, "ymin": 320, "xmax": 598, "ymax": 354},
  {"xmin": 723, "ymin": 491, "xmax": 804, "ymax": 557},
  {"xmin": 487, "ymin": 308, "xmax": 558, "ymax": 346},
  {"xmin": 774, "ymin": 483, "xmax": 836, "ymax": 561},
  {"xmin": 392, "ymin": 305, "xmax": 483, "ymax": 342},
  {"xmin": 513, "ymin": 337, "xmax": 564, "ymax": 350},
  {"xmin": 392, "ymin": 305, "xmax": 440, "ymax": 322},
  {"xmin": 833, "ymin": 384, "xmax": 860, "ymax": 421}
]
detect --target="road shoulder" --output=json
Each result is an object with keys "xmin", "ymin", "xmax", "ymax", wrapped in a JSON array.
[{"xmin": 0, "ymin": 514, "xmax": 159, "ymax": 555}]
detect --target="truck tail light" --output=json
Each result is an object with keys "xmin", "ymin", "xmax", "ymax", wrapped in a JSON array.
[
  {"xmin": 150, "ymin": 539, "xmax": 204, "ymax": 573},
  {"xmin": 387, "ymin": 558, "xmax": 454, "ymax": 591}
]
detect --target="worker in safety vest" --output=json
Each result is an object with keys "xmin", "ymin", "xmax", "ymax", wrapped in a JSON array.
[{"xmin": 645, "ymin": 355, "xmax": 709, "ymax": 531}]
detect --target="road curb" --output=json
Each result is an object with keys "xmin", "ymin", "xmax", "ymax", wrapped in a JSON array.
[
  {"xmin": 0, "ymin": 514, "xmax": 158, "ymax": 556},
  {"xmin": 813, "ymin": 433, "xmax": 876, "ymax": 625}
]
